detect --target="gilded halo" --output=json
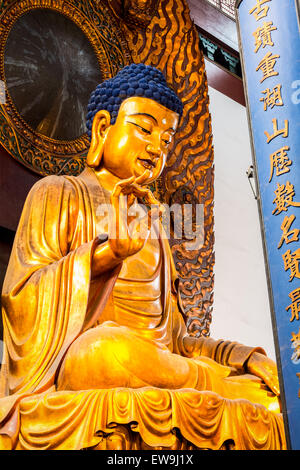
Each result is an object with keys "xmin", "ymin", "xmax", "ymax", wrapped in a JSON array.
[{"xmin": 0, "ymin": 0, "xmax": 131, "ymax": 176}]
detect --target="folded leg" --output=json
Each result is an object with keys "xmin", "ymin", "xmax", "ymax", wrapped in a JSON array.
[{"xmin": 56, "ymin": 322, "xmax": 280, "ymax": 413}]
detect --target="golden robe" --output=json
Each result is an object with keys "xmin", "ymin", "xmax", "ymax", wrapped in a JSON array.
[{"xmin": 0, "ymin": 167, "xmax": 286, "ymax": 450}]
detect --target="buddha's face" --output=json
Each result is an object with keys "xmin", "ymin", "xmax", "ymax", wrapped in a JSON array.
[{"xmin": 102, "ymin": 96, "xmax": 179, "ymax": 184}]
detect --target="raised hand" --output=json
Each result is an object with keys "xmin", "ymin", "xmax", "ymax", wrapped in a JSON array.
[{"xmin": 109, "ymin": 171, "xmax": 161, "ymax": 260}]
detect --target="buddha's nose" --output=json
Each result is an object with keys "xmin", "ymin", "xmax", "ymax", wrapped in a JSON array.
[{"xmin": 146, "ymin": 143, "xmax": 161, "ymax": 158}]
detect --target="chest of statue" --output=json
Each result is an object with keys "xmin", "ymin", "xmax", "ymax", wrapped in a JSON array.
[
  {"xmin": 113, "ymin": 236, "xmax": 163, "ymax": 328},
  {"xmin": 118, "ymin": 236, "xmax": 161, "ymax": 281}
]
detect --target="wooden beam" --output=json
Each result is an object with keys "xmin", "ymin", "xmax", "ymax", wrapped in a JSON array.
[
  {"xmin": 205, "ymin": 58, "xmax": 245, "ymax": 106},
  {"xmin": 187, "ymin": 0, "xmax": 239, "ymax": 53}
]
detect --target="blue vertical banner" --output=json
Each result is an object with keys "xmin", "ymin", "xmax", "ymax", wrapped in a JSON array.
[{"xmin": 236, "ymin": 0, "xmax": 300, "ymax": 449}]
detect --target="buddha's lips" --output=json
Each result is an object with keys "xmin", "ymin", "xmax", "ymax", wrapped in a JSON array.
[{"xmin": 137, "ymin": 158, "xmax": 156, "ymax": 169}]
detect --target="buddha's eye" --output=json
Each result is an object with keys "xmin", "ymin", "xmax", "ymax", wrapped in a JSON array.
[
  {"xmin": 162, "ymin": 135, "xmax": 173, "ymax": 146},
  {"xmin": 126, "ymin": 120, "xmax": 151, "ymax": 135}
]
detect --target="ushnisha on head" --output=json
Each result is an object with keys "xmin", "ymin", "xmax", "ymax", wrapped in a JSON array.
[
  {"xmin": 86, "ymin": 63, "xmax": 183, "ymax": 138},
  {"xmin": 86, "ymin": 64, "xmax": 183, "ymax": 184}
]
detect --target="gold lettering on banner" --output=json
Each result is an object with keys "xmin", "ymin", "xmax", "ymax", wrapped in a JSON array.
[
  {"xmin": 278, "ymin": 215, "xmax": 300, "ymax": 248},
  {"xmin": 265, "ymin": 118, "xmax": 289, "ymax": 143},
  {"xmin": 286, "ymin": 288, "xmax": 300, "ymax": 320},
  {"xmin": 260, "ymin": 85, "xmax": 284, "ymax": 111},
  {"xmin": 256, "ymin": 52, "xmax": 280, "ymax": 83},
  {"xmin": 269, "ymin": 146, "xmax": 291, "ymax": 182},
  {"xmin": 249, "ymin": 0, "xmax": 272, "ymax": 21},
  {"xmin": 272, "ymin": 182, "xmax": 300, "ymax": 215},
  {"xmin": 283, "ymin": 251, "xmax": 300, "ymax": 282},
  {"xmin": 253, "ymin": 21, "xmax": 277, "ymax": 53}
]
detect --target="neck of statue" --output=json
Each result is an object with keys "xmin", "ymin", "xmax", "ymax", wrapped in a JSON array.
[{"xmin": 91, "ymin": 166, "xmax": 121, "ymax": 194}]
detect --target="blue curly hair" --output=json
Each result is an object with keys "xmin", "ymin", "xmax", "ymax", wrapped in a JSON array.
[{"xmin": 86, "ymin": 63, "xmax": 183, "ymax": 140}]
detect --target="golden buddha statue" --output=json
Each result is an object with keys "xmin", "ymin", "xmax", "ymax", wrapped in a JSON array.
[{"xmin": 0, "ymin": 64, "xmax": 286, "ymax": 450}]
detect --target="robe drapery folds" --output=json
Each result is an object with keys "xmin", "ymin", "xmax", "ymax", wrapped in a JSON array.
[{"xmin": 0, "ymin": 168, "xmax": 286, "ymax": 450}]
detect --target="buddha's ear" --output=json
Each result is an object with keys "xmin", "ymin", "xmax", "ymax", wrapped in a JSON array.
[{"xmin": 86, "ymin": 110, "xmax": 111, "ymax": 168}]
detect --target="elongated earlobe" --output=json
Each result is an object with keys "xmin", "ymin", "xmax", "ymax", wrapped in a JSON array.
[{"xmin": 86, "ymin": 110, "xmax": 111, "ymax": 168}]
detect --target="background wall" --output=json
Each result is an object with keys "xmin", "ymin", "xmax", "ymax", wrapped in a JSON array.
[{"xmin": 208, "ymin": 85, "xmax": 276, "ymax": 360}]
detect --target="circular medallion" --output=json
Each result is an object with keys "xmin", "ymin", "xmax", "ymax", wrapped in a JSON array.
[{"xmin": 0, "ymin": 0, "xmax": 131, "ymax": 176}]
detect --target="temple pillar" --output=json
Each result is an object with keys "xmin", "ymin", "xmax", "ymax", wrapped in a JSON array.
[{"xmin": 236, "ymin": 0, "xmax": 300, "ymax": 449}]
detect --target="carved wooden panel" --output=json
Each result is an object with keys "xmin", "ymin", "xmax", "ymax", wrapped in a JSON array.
[{"xmin": 120, "ymin": 0, "xmax": 215, "ymax": 336}]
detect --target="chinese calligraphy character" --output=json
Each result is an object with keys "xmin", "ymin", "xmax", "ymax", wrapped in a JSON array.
[
  {"xmin": 291, "ymin": 328, "xmax": 300, "ymax": 363},
  {"xmin": 278, "ymin": 215, "xmax": 300, "ymax": 248},
  {"xmin": 286, "ymin": 287, "xmax": 300, "ymax": 320},
  {"xmin": 283, "ymin": 251, "xmax": 300, "ymax": 283},
  {"xmin": 265, "ymin": 118, "xmax": 289, "ymax": 143},
  {"xmin": 249, "ymin": 0, "xmax": 271, "ymax": 21},
  {"xmin": 269, "ymin": 146, "xmax": 291, "ymax": 182},
  {"xmin": 272, "ymin": 182, "xmax": 300, "ymax": 215},
  {"xmin": 260, "ymin": 84, "xmax": 284, "ymax": 111},
  {"xmin": 253, "ymin": 21, "xmax": 277, "ymax": 53},
  {"xmin": 256, "ymin": 52, "xmax": 280, "ymax": 83}
]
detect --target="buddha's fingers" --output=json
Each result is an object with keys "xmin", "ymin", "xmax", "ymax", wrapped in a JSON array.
[
  {"xmin": 127, "ymin": 193, "xmax": 136, "ymax": 208},
  {"xmin": 128, "ymin": 216, "xmax": 150, "ymax": 246},
  {"xmin": 111, "ymin": 175, "xmax": 161, "ymax": 241},
  {"xmin": 247, "ymin": 352, "xmax": 280, "ymax": 396},
  {"xmin": 111, "ymin": 176, "xmax": 136, "ymax": 199},
  {"xmin": 112, "ymin": 177, "xmax": 148, "ymax": 202},
  {"xmin": 111, "ymin": 181, "xmax": 132, "ymax": 232},
  {"xmin": 124, "ymin": 184, "xmax": 162, "ymax": 215},
  {"xmin": 269, "ymin": 375, "xmax": 280, "ymax": 397},
  {"xmin": 111, "ymin": 179, "xmax": 134, "ymax": 241},
  {"xmin": 142, "ymin": 188, "xmax": 160, "ymax": 207},
  {"xmin": 135, "ymin": 170, "xmax": 151, "ymax": 186},
  {"xmin": 111, "ymin": 172, "xmax": 155, "ymax": 203},
  {"xmin": 131, "ymin": 184, "xmax": 163, "ymax": 218},
  {"xmin": 262, "ymin": 366, "xmax": 280, "ymax": 396}
]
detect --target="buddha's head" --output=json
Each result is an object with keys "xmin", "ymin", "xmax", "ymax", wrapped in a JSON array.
[{"xmin": 86, "ymin": 63, "xmax": 183, "ymax": 184}]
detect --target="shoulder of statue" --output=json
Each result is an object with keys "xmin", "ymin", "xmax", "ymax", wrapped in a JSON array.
[
  {"xmin": 29, "ymin": 174, "xmax": 73, "ymax": 192},
  {"xmin": 76, "ymin": 166, "xmax": 110, "ymax": 205},
  {"xmin": 25, "ymin": 175, "xmax": 80, "ymax": 214}
]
